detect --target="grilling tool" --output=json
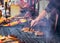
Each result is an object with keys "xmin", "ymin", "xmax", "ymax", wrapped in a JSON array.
[{"xmin": 29, "ymin": 26, "xmax": 32, "ymax": 31}]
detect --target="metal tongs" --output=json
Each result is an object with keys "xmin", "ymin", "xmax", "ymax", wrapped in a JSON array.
[{"xmin": 27, "ymin": 20, "xmax": 33, "ymax": 29}]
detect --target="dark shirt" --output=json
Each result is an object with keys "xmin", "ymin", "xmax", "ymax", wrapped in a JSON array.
[
  {"xmin": 45, "ymin": 0, "xmax": 60, "ymax": 34},
  {"xmin": 45, "ymin": 0, "xmax": 60, "ymax": 13}
]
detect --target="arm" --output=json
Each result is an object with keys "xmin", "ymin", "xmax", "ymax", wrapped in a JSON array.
[
  {"xmin": 31, "ymin": 10, "xmax": 47, "ymax": 26},
  {"xmin": 35, "ymin": 10, "xmax": 47, "ymax": 21},
  {"xmin": 35, "ymin": 0, "xmax": 55, "ymax": 21},
  {"xmin": 31, "ymin": 0, "xmax": 56, "ymax": 26}
]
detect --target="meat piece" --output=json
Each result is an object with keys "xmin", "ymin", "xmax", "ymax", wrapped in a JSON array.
[
  {"xmin": 21, "ymin": 27, "xmax": 35, "ymax": 33},
  {"xmin": 35, "ymin": 31, "xmax": 44, "ymax": 36},
  {"xmin": 21, "ymin": 27, "xmax": 30, "ymax": 32}
]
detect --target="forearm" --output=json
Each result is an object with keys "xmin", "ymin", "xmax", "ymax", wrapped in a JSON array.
[{"xmin": 35, "ymin": 10, "xmax": 47, "ymax": 20}]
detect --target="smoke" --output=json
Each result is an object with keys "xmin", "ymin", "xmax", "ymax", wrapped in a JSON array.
[{"xmin": 33, "ymin": 16, "xmax": 54, "ymax": 40}]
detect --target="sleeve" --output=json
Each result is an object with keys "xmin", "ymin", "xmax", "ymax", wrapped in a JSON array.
[{"xmin": 45, "ymin": 1, "xmax": 56, "ymax": 13}]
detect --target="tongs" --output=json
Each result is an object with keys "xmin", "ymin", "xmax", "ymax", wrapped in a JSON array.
[{"xmin": 29, "ymin": 26, "xmax": 33, "ymax": 29}]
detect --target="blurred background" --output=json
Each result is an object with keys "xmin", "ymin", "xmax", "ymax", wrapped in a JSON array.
[{"xmin": 0, "ymin": 0, "xmax": 59, "ymax": 43}]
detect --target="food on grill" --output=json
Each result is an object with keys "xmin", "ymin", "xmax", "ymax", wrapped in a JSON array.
[
  {"xmin": 20, "ymin": 19, "xmax": 26, "ymax": 22},
  {"xmin": 21, "ymin": 27, "xmax": 30, "ymax": 32},
  {"xmin": 21, "ymin": 27, "xmax": 34, "ymax": 33},
  {"xmin": 6, "ymin": 35, "xmax": 19, "ymax": 41},
  {"xmin": 3, "ymin": 18, "xmax": 27, "ymax": 26},
  {"xmin": 0, "ymin": 17, "xmax": 6, "ymax": 24},
  {"xmin": 3, "ymin": 20, "xmax": 20, "ymax": 26},
  {"xmin": 21, "ymin": 27, "xmax": 44, "ymax": 36},
  {"xmin": 0, "ymin": 35, "xmax": 5, "ymax": 40},
  {"xmin": 1, "ymin": 35, "xmax": 19, "ymax": 43},
  {"xmin": 0, "ymin": 40, "xmax": 3, "ymax": 43},
  {"xmin": 34, "ymin": 31, "xmax": 44, "ymax": 36},
  {"xmin": 0, "ymin": 35, "xmax": 25, "ymax": 43}
]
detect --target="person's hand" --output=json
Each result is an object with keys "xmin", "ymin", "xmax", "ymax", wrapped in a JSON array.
[
  {"xmin": 31, "ymin": 10, "xmax": 46, "ymax": 26},
  {"xmin": 31, "ymin": 19, "xmax": 39, "ymax": 26}
]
